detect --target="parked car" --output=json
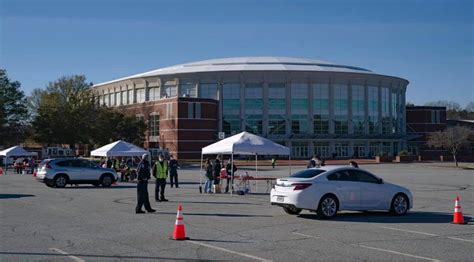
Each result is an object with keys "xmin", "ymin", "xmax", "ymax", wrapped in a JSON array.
[
  {"xmin": 270, "ymin": 166, "xmax": 413, "ymax": 218},
  {"xmin": 36, "ymin": 158, "xmax": 118, "ymax": 188}
]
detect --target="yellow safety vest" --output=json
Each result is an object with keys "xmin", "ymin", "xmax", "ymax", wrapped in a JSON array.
[{"xmin": 155, "ymin": 161, "xmax": 168, "ymax": 179}]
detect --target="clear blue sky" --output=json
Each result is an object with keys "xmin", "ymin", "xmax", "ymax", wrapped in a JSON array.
[{"xmin": 1, "ymin": 0, "xmax": 473, "ymax": 106}]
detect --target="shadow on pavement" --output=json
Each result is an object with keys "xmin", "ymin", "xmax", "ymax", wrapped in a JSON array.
[
  {"xmin": 187, "ymin": 238, "xmax": 251, "ymax": 243},
  {"xmin": 178, "ymin": 201, "xmax": 260, "ymax": 205},
  {"xmin": 158, "ymin": 212, "xmax": 272, "ymax": 218},
  {"xmin": 58, "ymin": 185, "xmax": 136, "ymax": 189},
  {"xmin": 297, "ymin": 211, "xmax": 466, "ymax": 224},
  {"xmin": 0, "ymin": 194, "xmax": 35, "ymax": 199},
  {"xmin": 0, "ymin": 252, "xmax": 204, "ymax": 261}
]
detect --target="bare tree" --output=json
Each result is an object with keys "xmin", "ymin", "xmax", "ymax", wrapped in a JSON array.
[{"xmin": 427, "ymin": 126, "xmax": 473, "ymax": 167}]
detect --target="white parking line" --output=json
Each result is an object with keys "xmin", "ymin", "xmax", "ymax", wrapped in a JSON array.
[
  {"xmin": 353, "ymin": 244, "xmax": 441, "ymax": 262},
  {"xmin": 379, "ymin": 226, "xmax": 474, "ymax": 243},
  {"xmin": 186, "ymin": 240, "xmax": 271, "ymax": 262},
  {"xmin": 292, "ymin": 232, "xmax": 440, "ymax": 262},
  {"xmin": 447, "ymin": 237, "xmax": 474, "ymax": 243},
  {"xmin": 49, "ymin": 248, "xmax": 85, "ymax": 262},
  {"xmin": 379, "ymin": 226, "xmax": 437, "ymax": 236}
]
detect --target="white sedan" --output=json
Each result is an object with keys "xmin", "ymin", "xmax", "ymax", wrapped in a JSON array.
[{"xmin": 270, "ymin": 166, "xmax": 413, "ymax": 218}]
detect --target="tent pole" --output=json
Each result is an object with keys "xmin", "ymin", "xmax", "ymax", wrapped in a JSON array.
[
  {"xmin": 255, "ymin": 153, "xmax": 258, "ymax": 193},
  {"xmin": 231, "ymin": 153, "xmax": 234, "ymax": 197},
  {"xmin": 199, "ymin": 153, "xmax": 203, "ymax": 194}
]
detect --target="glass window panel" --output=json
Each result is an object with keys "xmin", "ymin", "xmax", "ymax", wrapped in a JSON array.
[
  {"xmin": 223, "ymin": 114, "xmax": 240, "ymax": 135},
  {"xmin": 149, "ymin": 114, "xmax": 159, "ymax": 137},
  {"xmin": 149, "ymin": 87, "xmax": 160, "ymax": 101},
  {"xmin": 179, "ymin": 83, "xmax": 197, "ymax": 97},
  {"xmin": 163, "ymin": 85, "xmax": 177, "ymax": 98},
  {"xmin": 136, "ymin": 89, "xmax": 146, "ymax": 103},
  {"xmin": 268, "ymin": 114, "xmax": 286, "ymax": 135},
  {"xmin": 200, "ymin": 83, "xmax": 218, "ymax": 99}
]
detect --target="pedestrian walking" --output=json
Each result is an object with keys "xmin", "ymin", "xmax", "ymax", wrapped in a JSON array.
[
  {"xmin": 271, "ymin": 157, "xmax": 276, "ymax": 169},
  {"xmin": 225, "ymin": 159, "xmax": 237, "ymax": 193},
  {"xmin": 204, "ymin": 158, "xmax": 213, "ymax": 193},
  {"xmin": 349, "ymin": 160, "xmax": 359, "ymax": 168},
  {"xmin": 307, "ymin": 155, "xmax": 317, "ymax": 168},
  {"xmin": 169, "ymin": 155, "xmax": 179, "ymax": 188},
  {"xmin": 153, "ymin": 154, "xmax": 168, "ymax": 202},
  {"xmin": 135, "ymin": 154, "xmax": 156, "ymax": 214}
]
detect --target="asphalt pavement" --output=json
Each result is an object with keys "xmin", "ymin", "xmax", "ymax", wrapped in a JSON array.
[{"xmin": 0, "ymin": 163, "xmax": 473, "ymax": 261}]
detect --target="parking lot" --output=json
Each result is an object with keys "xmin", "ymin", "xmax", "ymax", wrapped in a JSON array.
[{"xmin": 1, "ymin": 163, "xmax": 473, "ymax": 261}]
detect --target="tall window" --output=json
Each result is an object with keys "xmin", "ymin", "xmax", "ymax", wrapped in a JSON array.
[
  {"xmin": 291, "ymin": 83, "xmax": 309, "ymax": 134},
  {"xmin": 136, "ymin": 88, "xmax": 145, "ymax": 103},
  {"xmin": 245, "ymin": 83, "xmax": 263, "ymax": 135},
  {"xmin": 268, "ymin": 83, "xmax": 286, "ymax": 135},
  {"xmin": 149, "ymin": 114, "xmax": 159, "ymax": 137},
  {"xmin": 127, "ymin": 89, "xmax": 133, "ymax": 104},
  {"xmin": 334, "ymin": 142, "xmax": 349, "ymax": 157},
  {"xmin": 121, "ymin": 91, "xmax": 127, "ymax": 105},
  {"xmin": 352, "ymin": 85, "xmax": 365, "ymax": 135},
  {"xmin": 292, "ymin": 142, "xmax": 309, "ymax": 158},
  {"xmin": 110, "ymin": 91, "xmax": 116, "ymax": 106},
  {"xmin": 103, "ymin": 94, "xmax": 109, "ymax": 106},
  {"xmin": 333, "ymin": 84, "xmax": 349, "ymax": 134},
  {"xmin": 223, "ymin": 83, "xmax": 241, "ymax": 135},
  {"xmin": 149, "ymin": 87, "xmax": 160, "ymax": 101},
  {"xmin": 381, "ymin": 87, "xmax": 390, "ymax": 134},
  {"xmin": 314, "ymin": 142, "xmax": 330, "ymax": 158},
  {"xmin": 391, "ymin": 90, "xmax": 398, "ymax": 134},
  {"xmin": 313, "ymin": 83, "xmax": 329, "ymax": 134},
  {"xmin": 179, "ymin": 82, "xmax": 197, "ymax": 97},
  {"xmin": 163, "ymin": 84, "xmax": 177, "ymax": 98},
  {"xmin": 368, "ymin": 86, "xmax": 379, "ymax": 134},
  {"xmin": 200, "ymin": 83, "xmax": 218, "ymax": 99}
]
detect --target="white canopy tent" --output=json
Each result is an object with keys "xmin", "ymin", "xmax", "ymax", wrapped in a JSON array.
[
  {"xmin": 0, "ymin": 146, "xmax": 38, "ymax": 174},
  {"xmin": 90, "ymin": 140, "xmax": 149, "ymax": 157},
  {"xmin": 90, "ymin": 140, "xmax": 151, "ymax": 175},
  {"xmin": 200, "ymin": 132, "xmax": 291, "ymax": 195}
]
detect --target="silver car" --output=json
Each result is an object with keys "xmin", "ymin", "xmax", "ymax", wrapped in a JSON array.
[{"xmin": 36, "ymin": 158, "xmax": 118, "ymax": 188}]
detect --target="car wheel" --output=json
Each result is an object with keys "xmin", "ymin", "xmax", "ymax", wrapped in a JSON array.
[
  {"xmin": 100, "ymin": 174, "xmax": 114, "ymax": 187},
  {"xmin": 54, "ymin": 175, "xmax": 68, "ymax": 188},
  {"xmin": 317, "ymin": 194, "xmax": 338, "ymax": 219},
  {"xmin": 283, "ymin": 206, "xmax": 302, "ymax": 215},
  {"xmin": 390, "ymin": 193, "xmax": 409, "ymax": 216}
]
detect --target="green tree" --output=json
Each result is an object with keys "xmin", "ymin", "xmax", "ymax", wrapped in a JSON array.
[
  {"xmin": 0, "ymin": 69, "xmax": 29, "ymax": 146},
  {"xmin": 32, "ymin": 75, "xmax": 96, "ymax": 148}
]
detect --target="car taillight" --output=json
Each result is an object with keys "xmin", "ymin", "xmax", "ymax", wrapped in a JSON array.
[{"xmin": 292, "ymin": 183, "xmax": 312, "ymax": 191}]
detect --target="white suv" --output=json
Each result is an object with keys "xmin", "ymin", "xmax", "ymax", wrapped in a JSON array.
[{"xmin": 36, "ymin": 158, "xmax": 118, "ymax": 188}]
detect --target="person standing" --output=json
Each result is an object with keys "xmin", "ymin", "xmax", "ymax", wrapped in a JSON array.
[
  {"xmin": 225, "ymin": 159, "xmax": 237, "ymax": 193},
  {"xmin": 153, "ymin": 154, "xmax": 168, "ymax": 202},
  {"xmin": 271, "ymin": 157, "xmax": 276, "ymax": 169},
  {"xmin": 135, "ymin": 154, "xmax": 156, "ymax": 214},
  {"xmin": 307, "ymin": 155, "xmax": 316, "ymax": 169},
  {"xmin": 204, "ymin": 158, "xmax": 213, "ymax": 193},
  {"xmin": 212, "ymin": 156, "xmax": 222, "ymax": 193},
  {"xmin": 168, "ymin": 155, "xmax": 179, "ymax": 188}
]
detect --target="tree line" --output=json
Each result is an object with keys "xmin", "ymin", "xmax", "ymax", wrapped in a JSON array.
[{"xmin": 0, "ymin": 69, "xmax": 146, "ymax": 149}]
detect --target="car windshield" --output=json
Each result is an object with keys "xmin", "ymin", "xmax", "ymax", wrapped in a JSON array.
[{"xmin": 290, "ymin": 169, "xmax": 326, "ymax": 178}]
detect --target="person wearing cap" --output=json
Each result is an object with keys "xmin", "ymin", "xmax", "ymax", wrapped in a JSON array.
[
  {"xmin": 135, "ymin": 153, "xmax": 156, "ymax": 214},
  {"xmin": 153, "ymin": 154, "xmax": 169, "ymax": 202}
]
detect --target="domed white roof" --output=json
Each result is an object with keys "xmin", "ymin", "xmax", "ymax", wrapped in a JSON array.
[{"xmin": 95, "ymin": 56, "xmax": 374, "ymax": 86}]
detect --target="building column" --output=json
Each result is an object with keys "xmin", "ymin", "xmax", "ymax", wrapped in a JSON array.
[
  {"xmin": 262, "ymin": 82, "xmax": 269, "ymax": 136},
  {"xmin": 285, "ymin": 81, "xmax": 291, "ymax": 136},
  {"xmin": 240, "ymin": 78, "xmax": 245, "ymax": 132},
  {"xmin": 217, "ymin": 82, "xmax": 223, "ymax": 133},
  {"xmin": 377, "ymin": 82, "xmax": 382, "ymax": 135},
  {"xmin": 348, "ymin": 82, "xmax": 353, "ymax": 134}
]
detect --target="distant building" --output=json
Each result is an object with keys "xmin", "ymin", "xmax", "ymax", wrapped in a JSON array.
[
  {"xmin": 406, "ymin": 106, "xmax": 447, "ymax": 157},
  {"xmin": 92, "ymin": 56, "xmax": 409, "ymax": 159}
]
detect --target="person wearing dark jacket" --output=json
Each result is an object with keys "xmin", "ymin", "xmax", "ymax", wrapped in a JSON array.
[
  {"xmin": 168, "ymin": 155, "xmax": 179, "ymax": 188},
  {"xmin": 135, "ymin": 154, "xmax": 155, "ymax": 214},
  {"xmin": 212, "ymin": 157, "xmax": 222, "ymax": 186},
  {"xmin": 225, "ymin": 159, "xmax": 237, "ymax": 193}
]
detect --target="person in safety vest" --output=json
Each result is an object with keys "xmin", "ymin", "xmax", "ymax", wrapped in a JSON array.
[{"xmin": 152, "ymin": 154, "xmax": 169, "ymax": 202}]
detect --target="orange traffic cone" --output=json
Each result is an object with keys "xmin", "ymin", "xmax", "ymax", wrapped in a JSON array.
[
  {"xmin": 452, "ymin": 196, "xmax": 466, "ymax": 224},
  {"xmin": 171, "ymin": 204, "xmax": 189, "ymax": 240}
]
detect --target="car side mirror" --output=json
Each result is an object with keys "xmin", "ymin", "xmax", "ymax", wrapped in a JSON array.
[{"xmin": 378, "ymin": 178, "xmax": 384, "ymax": 184}]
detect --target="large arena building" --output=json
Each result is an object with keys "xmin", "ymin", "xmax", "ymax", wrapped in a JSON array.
[{"xmin": 92, "ymin": 57, "xmax": 409, "ymax": 159}]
